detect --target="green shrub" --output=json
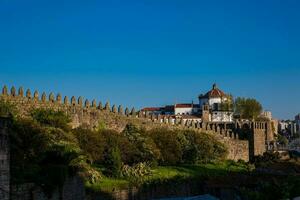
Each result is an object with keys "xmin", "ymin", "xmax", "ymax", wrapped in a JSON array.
[
  {"xmin": 148, "ymin": 128, "xmax": 182, "ymax": 165},
  {"xmin": 181, "ymin": 130, "xmax": 228, "ymax": 164},
  {"xmin": 73, "ymin": 127, "xmax": 105, "ymax": 164},
  {"xmin": 96, "ymin": 120, "xmax": 106, "ymax": 131},
  {"xmin": 69, "ymin": 155, "xmax": 101, "ymax": 184},
  {"xmin": 0, "ymin": 99, "xmax": 16, "ymax": 117},
  {"xmin": 122, "ymin": 123, "xmax": 160, "ymax": 164},
  {"xmin": 104, "ymin": 146, "xmax": 122, "ymax": 178},
  {"xmin": 121, "ymin": 162, "xmax": 152, "ymax": 185},
  {"xmin": 31, "ymin": 109, "xmax": 71, "ymax": 131},
  {"xmin": 10, "ymin": 118, "xmax": 48, "ymax": 183}
]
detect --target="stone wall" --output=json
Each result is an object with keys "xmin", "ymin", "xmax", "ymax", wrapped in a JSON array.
[
  {"xmin": 0, "ymin": 85, "xmax": 272, "ymax": 162},
  {"xmin": 11, "ymin": 176, "xmax": 85, "ymax": 200},
  {"xmin": 0, "ymin": 117, "xmax": 10, "ymax": 200},
  {"xmin": 0, "ymin": 86, "xmax": 164, "ymax": 132},
  {"xmin": 223, "ymin": 137, "xmax": 249, "ymax": 162},
  {"xmin": 249, "ymin": 123, "xmax": 267, "ymax": 160}
]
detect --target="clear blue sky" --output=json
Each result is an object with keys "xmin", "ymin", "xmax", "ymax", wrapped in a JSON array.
[{"xmin": 0, "ymin": 0, "xmax": 299, "ymax": 119}]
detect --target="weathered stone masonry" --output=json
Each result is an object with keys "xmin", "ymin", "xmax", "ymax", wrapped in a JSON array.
[
  {"xmin": 0, "ymin": 85, "xmax": 271, "ymax": 162},
  {"xmin": 0, "ymin": 85, "xmax": 274, "ymax": 200},
  {"xmin": 0, "ymin": 117, "xmax": 10, "ymax": 200}
]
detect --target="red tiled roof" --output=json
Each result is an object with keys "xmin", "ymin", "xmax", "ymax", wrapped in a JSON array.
[
  {"xmin": 175, "ymin": 104, "xmax": 193, "ymax": 108},
  {"xmin": 141, "ymin": 107, "xmax": 162, "ymax": 111},
  {"xmin": 199, "ymin": 83, "xmax": 226, "ymax": 99}
]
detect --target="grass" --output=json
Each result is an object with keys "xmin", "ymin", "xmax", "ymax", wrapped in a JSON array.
[
  {"xmin": 86, "ymin": 161, "xmax": 251, "ymax": 193},
  {"xmin": 86, "ymin": 177, "xmax": 129, "ymax": 192}
]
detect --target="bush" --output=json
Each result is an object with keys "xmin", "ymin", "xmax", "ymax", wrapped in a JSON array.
[
  {"xmin": 31, "ymin": 109, "xmax": 71, "ymax": 131},
  {"xmin": 148, "ymin": 128, "xmax": 182, "ymax": 165},
  {"xmin": 122, "ymin": 123, "xmax": 160, "ymax": 164},
  {"xmin": 0, "ymin": 99, "xmax": 16, "ymax": 117},
  {"xmin": 104, "ymin": 146, "xmax": 122, "ymax": 178},
  {"xmin": 277, "ymin": 134, "xmax": 289, "ymax": 146},
  {"xmin": 121, "ymin": 162, "xmax": 152, "ymax": 185},
  {"xmin": 69, "ymin": 155, "xmax": 101, "ymax": 184},
  {"xmin": 73, "ymin": 127, "xmax": 105, "ymax": 164},
  {"xmin": 181, "ymin": 130, "xmax": 228, "ymax": 164},
  {"xmin": 10, "ymin": 118, "xmax": 48, "ymax": 183},
  {"xmin": 100, "ymin": 129, "xmax": 135, "ymax": 165}
]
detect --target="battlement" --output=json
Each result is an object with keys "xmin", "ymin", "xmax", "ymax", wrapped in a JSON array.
[
  {"xmin": 2, "ymin": 85, "xmax": 117, "ymax": 110},
  {"xmin": 0, "ymin": 85, "xmax": 272, "ymax": 162},
  {"xmin": 0, "ymin": 85, "xmax": 141, "ymax": 119},
  {"xmin": 0, "ymin": 85, "xmax": 272, "ymax": 128}
]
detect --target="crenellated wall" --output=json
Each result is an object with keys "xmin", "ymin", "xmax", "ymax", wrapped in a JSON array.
[
  {"xmin": 0, "ymin": 85, "xmax": 272, "ymax": 162},
  {"xmin": 0, "ymin": 85, "xmax": 151, "ymax": 131},
  {"xmin": 248, "ymin": 122, "xmax": 268, "ymax": 160}
]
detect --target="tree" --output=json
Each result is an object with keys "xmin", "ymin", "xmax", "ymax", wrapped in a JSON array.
[
  {"xmin": 277, "ymin": 134, "xmax": 288, "ymax": 146},
  {"xmin": 100, "ymin": 129, "xmax": 134, "ymax": 165},
  {"xmin": 220, "ymin": 94, "xmax": 234, "ymax": 111},
  {"xmin": 73, "ymin": 127, "xmax": 105, "ymax": 164},
  {"xmin": 181, "ymin": 130, "xmax": 227, "ymax": 163},
  {"xmin": 234, "ymin": 97, "xmax": 262, "ymax": 119},
  {"xmin": 9, "ymin": 118, "xmax": 48, "ymax": 183},
  {"xmin": 105, "ymin": 146, "xmax": 122, "ymax": 178},
  {"xmin": 122, "ymin": 123, "xmax": 160, "ymax": 164},
  {"xmin": 148, "ymin": 128, "xmax": 182, "ymax": 165}
]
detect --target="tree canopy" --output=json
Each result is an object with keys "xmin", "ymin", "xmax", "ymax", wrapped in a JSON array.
[
  {"xmin": 3, "ymin": 106, "xmax": 228, "ymax": 192},
  {"xmin": 234, "ymin": 97, "xmax": 263, "ymax": 119}
]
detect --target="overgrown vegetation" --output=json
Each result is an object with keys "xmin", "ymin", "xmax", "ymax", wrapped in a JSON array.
[
  {"xmin": 2, "ymin": 101, "xmax": 299, "ymax": 199},
  {"xmin": 5, "ymin": 104, "xmax": 228, "ymax": 194},
  {"xmin": 0, "ymin": 99, "xmax": 16, "ymax": 117}
]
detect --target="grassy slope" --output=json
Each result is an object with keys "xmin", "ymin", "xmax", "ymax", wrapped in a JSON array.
[{"xmin": 86, "ymin": 162, "xmax": 250, "ymax": 192}]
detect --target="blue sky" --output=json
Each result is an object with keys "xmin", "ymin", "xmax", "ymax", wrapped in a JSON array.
[{"xmin": 0, "ymin": 0, "xmax": 299, "ymax": 119}]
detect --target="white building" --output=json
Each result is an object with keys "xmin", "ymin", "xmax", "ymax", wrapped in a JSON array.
[
  {"xmin": 260, "ymin": 111, "xmax": 272, "ymax": 120},
  {"xmin": 295, "ymin": 114, "xmax": 300, "ymax": 134},
  {"xmin": 174, "ymin": 103, "xmax": 200, "ymax": 115},
  {"xmin": 141, "ymin": 83, "xmax": 234, "ymax": 122},
  {"xmin": 279, "ymin": 120, "xmax": 289, "ymax": 132},
  {"xmin": 198, "ymin": 84, "xmax": 233, "ymax": 122}
]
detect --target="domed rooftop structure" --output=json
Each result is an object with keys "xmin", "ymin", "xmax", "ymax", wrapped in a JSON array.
[{"xmin": 199, "ymin": 83, "xmax": 226, "ymax": 99}]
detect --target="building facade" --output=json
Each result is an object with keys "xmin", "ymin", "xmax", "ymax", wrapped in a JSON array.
[
  {"xmin": 141, "ymin": 84, "xmax": 234, "ymax": 122},
  {"xmin": 295, "ymin": 114, "xmax": 300, "ymax": 134},
  {"xmin": 260, "ymin": 111, "xmax": 272, "ymax": 120}
]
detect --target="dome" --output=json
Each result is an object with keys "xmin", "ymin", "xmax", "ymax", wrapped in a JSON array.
[{"xmin": 199, "ymin": 83, "xmax": 226, "ymax": 99}]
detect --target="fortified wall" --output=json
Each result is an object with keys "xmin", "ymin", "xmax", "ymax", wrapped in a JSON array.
[
  {"xmin": 0, "ymin": 117, "xmax": 10, "ymax": 200},
  {"xmin": 0, "ymin": 85, "xmax": 272, "ymax": 162}
]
